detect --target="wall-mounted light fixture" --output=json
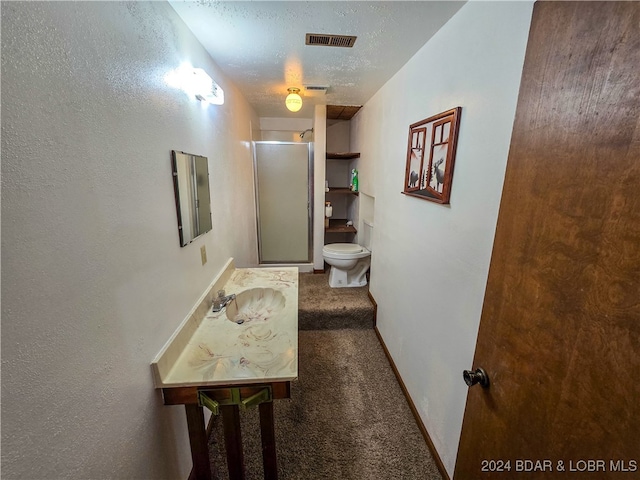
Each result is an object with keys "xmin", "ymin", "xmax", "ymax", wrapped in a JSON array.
[
  {"xmin": 285, "ymin": 87, "xmax": 302, "ymax": 112},
  {"xmin": 191, "ymin": 68, "xmax": 224, "ymax": 105},
  {"xmin": 165, "ymin": 63, "xmax": 224, "ymax": 105}
]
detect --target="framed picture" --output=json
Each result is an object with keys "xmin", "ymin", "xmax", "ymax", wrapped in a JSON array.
[{"xmin": 402, "ymin": 107, "xmax": 461, "ymax": 204}]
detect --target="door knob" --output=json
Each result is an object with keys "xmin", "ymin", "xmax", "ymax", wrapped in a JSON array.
[{"xmin": 463, "ymin": 367, "xmax": 490, "ymax": 388}]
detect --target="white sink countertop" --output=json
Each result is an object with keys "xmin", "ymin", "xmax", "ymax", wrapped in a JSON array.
[{"xmin": 152, "ymin": 266, "xmax": 298, "ymax": 388}]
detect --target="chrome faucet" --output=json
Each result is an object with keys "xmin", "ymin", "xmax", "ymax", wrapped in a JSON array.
[{"xmin": 212, "ymin": 290, "xmax": 236, "ymax": 313}]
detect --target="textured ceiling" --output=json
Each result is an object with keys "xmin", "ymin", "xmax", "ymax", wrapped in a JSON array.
[{"xmin": 169, "ymin": 1, "xmax": 465, "ymax": 119}]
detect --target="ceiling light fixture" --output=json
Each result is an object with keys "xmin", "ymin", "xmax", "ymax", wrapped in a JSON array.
[{"xmin": 285, "ymin": 87, "xmax": 302, "ymax": 112}]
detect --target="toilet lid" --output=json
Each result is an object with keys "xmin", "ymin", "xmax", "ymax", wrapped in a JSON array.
[{"xmin": 323, "ymin": 243, "xmax": 364, "ymax": 254}]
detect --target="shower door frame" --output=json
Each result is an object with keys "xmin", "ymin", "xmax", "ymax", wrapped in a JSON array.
[{"xmin": 253, "ymin": 141, "xmax": 314, "ymax": 265}]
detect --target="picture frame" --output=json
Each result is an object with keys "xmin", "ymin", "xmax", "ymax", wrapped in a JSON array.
[{"xmin": 402, "ymin": 107, "xmax": 461, "ymax": 204}]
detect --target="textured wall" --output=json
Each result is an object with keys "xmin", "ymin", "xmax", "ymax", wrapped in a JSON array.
[
  {"xmin": 350, "ymin": 2, "xmax": 534, "ymax": 475},
  {"xmin": 1, "ymin": 2, "xmax": 258, "ymax": 478}
]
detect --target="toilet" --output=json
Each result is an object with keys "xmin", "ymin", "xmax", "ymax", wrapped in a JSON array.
[{"xmin": 323, "ymin": 220, "xmax": 373, "ymax": 288}]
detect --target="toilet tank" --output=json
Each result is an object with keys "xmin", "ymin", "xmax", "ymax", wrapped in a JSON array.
[{"xmin": 361, "ymin": 219, "xmax": 373, "ymax": 251}]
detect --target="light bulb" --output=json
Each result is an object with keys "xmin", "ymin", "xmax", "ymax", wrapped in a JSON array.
[{"xmin": 285, "ymin": 88, "xmax": 302, "ymax": 112}]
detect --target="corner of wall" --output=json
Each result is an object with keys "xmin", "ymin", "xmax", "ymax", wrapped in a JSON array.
[{"xmin": 313, "ymin": 105, "xmax": 327, "ymax": 270}]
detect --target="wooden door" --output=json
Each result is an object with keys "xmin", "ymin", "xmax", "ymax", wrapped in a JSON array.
[{"xmin": 454, "ymin": 3, "xmax": 640, "ymax": 479}]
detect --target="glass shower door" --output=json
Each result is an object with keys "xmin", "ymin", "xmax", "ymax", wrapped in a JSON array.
[{"xmin": 253, "ymin": 142, "xmax": 312, "ymax": 263}]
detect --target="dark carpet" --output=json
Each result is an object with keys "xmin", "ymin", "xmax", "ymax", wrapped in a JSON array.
[
  {"xmin": 297, "ymin": 270, "xmax": 374, "ymax": 330},
  {"xmin": 207, "ymin": 270, "xmax": 442, "ymax": 480}
]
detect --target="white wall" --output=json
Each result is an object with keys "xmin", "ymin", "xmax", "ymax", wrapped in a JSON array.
[
  {"xmin": 313, "ymin": 105, "xmax": 327, "ymax": 270},
  {"xmin": 259, "ymin": 116, "xmax": 313, "ymax": 142},
  {"xmin": 1, "ymin": 2, "xmax": 259, "ymax": 478},
  {"xmin": 260, "ymin": 117, "xmax": 313, "ymax": 132},
  {"xmin": 326, "ymin": 120, "xmax": 351, "ymax": 152},
  {"xmin": 350, "ymin": 2, "xmax": 533, "ymax": 475},
  {"xmin": 325, "ymin": 121, "xmax": 353, "ymax": 194}
]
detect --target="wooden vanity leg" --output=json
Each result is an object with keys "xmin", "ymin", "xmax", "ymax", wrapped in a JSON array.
[
  {"xmin": 184, "ymin": 405, "xmax": 212, "ymax": 480},
  {"xmin": 221, "ymin": 404, "xmax": 245, "ymax": 480},
  {"xmin": 259, "ymin": 401, "xmax": 278, "ymax": 480}
]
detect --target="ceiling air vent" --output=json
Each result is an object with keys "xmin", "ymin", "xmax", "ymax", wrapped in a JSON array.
[
  {"xmin": 304, "ymin": 85, "xmax": 329, "ymax": 95},
  {"xmin": 306, "ymin": 33, "xmax": 357, "ymax": 48}
]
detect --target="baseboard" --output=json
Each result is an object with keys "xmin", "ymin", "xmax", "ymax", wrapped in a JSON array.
[
  {"xmin": 374, "ymin": 326, "xmax": 451, "ymax": 480},
  {"xmin": 367, "ymin": 291, "xmax": 377, "ymax": 327}
]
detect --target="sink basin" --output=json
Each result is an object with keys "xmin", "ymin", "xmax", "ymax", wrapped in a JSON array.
[{"xmin": 225, "ymin": 288, "xmax": 286, "ymax": 325}]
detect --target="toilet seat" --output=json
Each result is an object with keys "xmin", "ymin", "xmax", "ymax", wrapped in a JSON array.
[
  {"xmin": 323, "ymin": 243, "xmax": 370, "ymax": 259},
  {"xmin": 323, "ymin": 243, "xmax": 365, "ymax": 254}
]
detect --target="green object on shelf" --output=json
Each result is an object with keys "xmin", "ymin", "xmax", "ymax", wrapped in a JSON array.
[{"xmin": 351, "ymin": 169, "xmax": 359, "ymax": 192}]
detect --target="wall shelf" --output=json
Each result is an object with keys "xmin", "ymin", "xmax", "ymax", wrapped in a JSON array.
[
  {"xmin": 325, "ymin": 149, "xmax": 360, "ymax": 238},
  {"xmin": 325, "ymin": 219, "xmax": 357, "ymax": 234},
  {"xmin": 327, "ymin": 187, "xmax": 359, "ymax": 196},
  {"xmin": 326, "ymin": 152, "xmax": 360, "ymax": 160}
]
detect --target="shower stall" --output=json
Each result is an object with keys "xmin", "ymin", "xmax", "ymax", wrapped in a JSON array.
[{"xmin": 253, "ymin": 141, "xmax": 313, "ymax": 265}]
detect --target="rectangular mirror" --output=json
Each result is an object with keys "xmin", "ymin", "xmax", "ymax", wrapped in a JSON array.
[{"xmin": 171, "ymin": 150, "xmax": 213, "ymax": 246}]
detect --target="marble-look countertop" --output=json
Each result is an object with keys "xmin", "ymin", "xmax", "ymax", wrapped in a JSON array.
[{"xmin": 152, "ymin": 266, "xmax": 298, "ymax": 388}]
